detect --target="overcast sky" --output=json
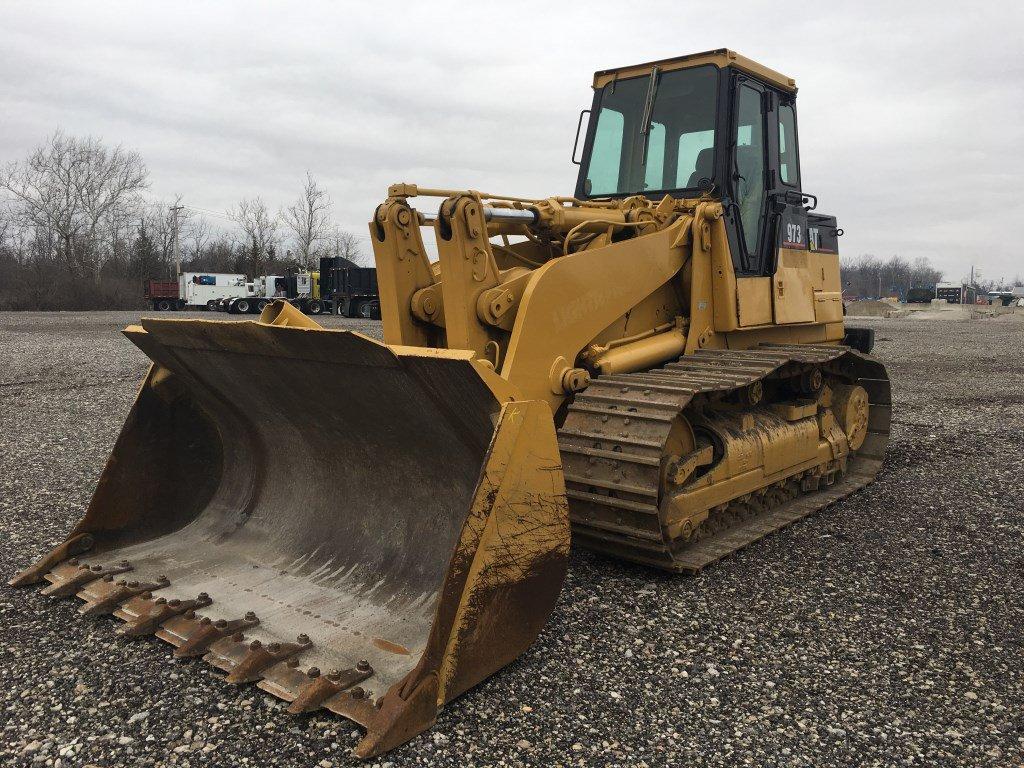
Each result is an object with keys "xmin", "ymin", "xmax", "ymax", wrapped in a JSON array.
[{"xmin": 2, "ymin": 1, "xmax": 1022, "ymax": 282}]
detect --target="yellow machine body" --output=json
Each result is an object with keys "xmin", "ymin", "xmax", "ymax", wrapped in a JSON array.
[{"xmin": 13, "ymin": 49, "xmax": 889, "ymax": 757}]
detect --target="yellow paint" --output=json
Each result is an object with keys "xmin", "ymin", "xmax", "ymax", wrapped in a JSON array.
[
  {"xmin": 435, "ymin": 400, "xmax": 569, "ymax": 703},
  {"xmin": 592, "ymin": 48, "xmax": 796, "ymax": 93},
  {"xmin": 772, "ymin": 249, "xmax": 817, "ymax": 324},
  {"xmin": 736, "ymin": 277, "xmax": 773, "ymax": 327}
]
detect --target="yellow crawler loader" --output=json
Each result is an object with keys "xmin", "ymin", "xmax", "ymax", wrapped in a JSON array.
[{"xmin": 11, "ymin": 49, "xmax": 890, "ymax": 757}]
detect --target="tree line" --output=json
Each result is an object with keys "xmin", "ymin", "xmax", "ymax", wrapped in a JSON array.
[
  {"xmin": 839, "ymin": 254, "xmax": 945, "ymax": 300},
  {"xmin": 0, "ymin": 131, "xmax": 366, "ymax": 310},
  {"xmin": 3, "ymin": 130, "xmax": 1005, "ymax": 311},
  {"xmin": 841, "ymin": 254, "xmax": 1023, "ymax": 300}
]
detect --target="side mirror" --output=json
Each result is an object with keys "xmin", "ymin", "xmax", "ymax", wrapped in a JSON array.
[{"xmin": 571, "ymin": 110, "xmax": 591, "ymax": 166}]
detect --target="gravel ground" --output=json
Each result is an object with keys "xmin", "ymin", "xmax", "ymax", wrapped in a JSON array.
[{"xmin": 1, "ymin": 311, "xmax": 1022, "ymax": 767}]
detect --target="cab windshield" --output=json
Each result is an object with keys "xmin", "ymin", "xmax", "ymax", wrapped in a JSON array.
[{"xmin": 582, "ymin": 65, "xmax": 719, "ymax": 198}]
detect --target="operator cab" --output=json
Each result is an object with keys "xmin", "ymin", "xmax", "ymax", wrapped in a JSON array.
[{"xmin": 574, "ymin": 49, "xmax": 839, "ymax": 280}]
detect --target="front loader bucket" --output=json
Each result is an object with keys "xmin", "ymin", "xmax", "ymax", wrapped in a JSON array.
[{"xmin": 10, "ymin": 302, "xmax": 569, "ymax": 758}]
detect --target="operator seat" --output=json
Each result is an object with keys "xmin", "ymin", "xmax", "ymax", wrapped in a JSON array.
[{"xmin": 687, "ymin": 147, "xmax": 715, "ymax": 188}]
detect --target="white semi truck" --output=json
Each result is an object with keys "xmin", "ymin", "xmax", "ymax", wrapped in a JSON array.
[
  {"xmin": 179, "ymin": 272, "xmax": 248, "ymax": 310},
  {"xmin": 225, "ymin": 275, "xmax": 288, "ymax": 314}
]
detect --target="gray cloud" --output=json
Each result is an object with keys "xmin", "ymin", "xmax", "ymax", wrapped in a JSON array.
[{"xmin": 1, "ymin": 0, "xmax": 1021, "ymax": 280}]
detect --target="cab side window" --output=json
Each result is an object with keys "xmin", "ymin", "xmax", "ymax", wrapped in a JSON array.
[
  {"xmin": 778, "ymin": 103, "xmax": 799, "ymax": 187},
  {"xmin": 588, "ymin": 108, "xmax": 625, "ymax": 195},
  {"xmin": 734, "ymin": 84, "xmax": 766, "ymax": 257}
]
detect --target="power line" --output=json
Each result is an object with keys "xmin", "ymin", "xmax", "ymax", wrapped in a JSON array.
[
  {"xmin": 139, "ymin": 197, "xmax": 375, "ymax": 238},
  {"xmin": 181, "ymin": 204, "xmax": 235, "ymax": 221}
]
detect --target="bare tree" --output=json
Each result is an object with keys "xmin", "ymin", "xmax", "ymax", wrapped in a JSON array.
[
  {"xmin": 185, "ymin": 216, "xmax": 212, "ymax": 262},
  {"xmin": 328, "ymin": 226, "xmax": 365, "ymax": 264},
  {"xmin": 0, "ymin": 130, "xmax": 148, "ymax": 282},
  {"xmin": 281, "ymin": 172, "xmax": 332, "ymax": 268},
  {"xmin": 142, "ymin": 197, "xmax": 190, "ymax": 276},
  {"xmin": 230, "ymin": 197, "xmax": 279, "ymax": 276},
  {"xmin": 0, "ymin": 205, "xmax": 13, "ymax": 259}
]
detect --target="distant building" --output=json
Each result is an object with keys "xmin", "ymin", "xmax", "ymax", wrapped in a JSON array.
[{"xmin": 935, "ymin": 282, "xmax": 977, "ymax": 305}]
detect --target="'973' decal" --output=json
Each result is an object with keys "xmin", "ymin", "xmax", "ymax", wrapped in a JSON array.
[{"xmin": 785, "ymin": 222, "xmax": 804, "ymax": 247}]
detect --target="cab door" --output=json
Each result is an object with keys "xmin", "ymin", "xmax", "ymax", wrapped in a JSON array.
[
  {"xmin": 725, "ymin": 77, "xmax": 775, "ymax": 327},
  {"xmin": 769, "ymin": 96, "xmax": 816, "ymax": 324},
  {"xmin": 772, "ymin": 206, "xmax": 816, "ymax": 324}
]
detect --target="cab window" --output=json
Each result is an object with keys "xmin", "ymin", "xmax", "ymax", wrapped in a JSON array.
[
  {"xmin": 588, "ymin": 108, "xmax": 625, "ymax": 195},
  {"xmin": 581, "ymin": 65, "xmax": 718, "ymax": 197},
  {"xmin": 644, "ymin": 122, "xmax": 666, "ymax": 190},
  {"xmin": 675, "ymin": 129, "xmax": 715, "ymax": 188},
  {"xmin": 778, "ymin": 103, "xmax": 799, "ymax": 186},
  {"xmin": 734, "ymin": 84, "xmax": 766, "ymax": 255}
]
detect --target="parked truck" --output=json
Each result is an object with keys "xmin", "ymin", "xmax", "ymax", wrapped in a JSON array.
[
  {"xmin": 144, "ymin": 279, "xmax": 181, "ymax": 311},
  {"xmin": 285, "ymin": 272, "xmax": 325, "ymax": 315},
  {"xmin": 319, "ymin": 256, "xmax": 380, "ymax": 318},
  {"xmin": 226, "ymin": 275, "xmax": 288, "ymax": 314}
]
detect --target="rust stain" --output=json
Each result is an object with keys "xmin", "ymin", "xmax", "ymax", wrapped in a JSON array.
[{"xmin": 373, "ymin": 638, "xmax": 411, "ymax": 655}]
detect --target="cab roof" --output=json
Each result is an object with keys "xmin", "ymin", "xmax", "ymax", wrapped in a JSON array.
[{"xmin": 592, "ymin": 48, "xmax": 797, "ymax": 93}]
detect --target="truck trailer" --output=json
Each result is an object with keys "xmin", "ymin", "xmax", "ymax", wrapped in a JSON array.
[{"xmin": 319, "ymin": 257, "xmax": 380, "ymax": 318}]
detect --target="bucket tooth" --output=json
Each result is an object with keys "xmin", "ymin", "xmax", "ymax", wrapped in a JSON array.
[
  {"xmin": 257, "ymin": 660, "xmax": 375, "ymax": 713},
  {"xmin": 40, "ymin": 559, "xmax": 132, "ymax": 598},
  {"xmin": 8, "ymin": 533, "xmax": 95, "ymax": 587},
  {"xmin": 116, "ymin": 593, "xmax": 212, "ymax": 638},
  {"xmin": 208, "ymin": 634, "xmax": 313, "ymax": 684},
  {"xmin": 204, "ymin": 632, "xmax": 252, "ymax": 673},
  {"xmin": 77, "ymin": 576, "xmax": 171, "ymax": 617},
  {"xmin": 158, "ymin": 611, "xmax": 260, "ymax": 658},
  {"xmin": 324, "ymin": 688, "xmax": 380, "ymax": 727}
]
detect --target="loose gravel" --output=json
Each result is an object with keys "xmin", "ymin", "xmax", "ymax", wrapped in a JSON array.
[{"xmin": 1, "ymin": 311, "xmax": 1022, "ymax": 767}]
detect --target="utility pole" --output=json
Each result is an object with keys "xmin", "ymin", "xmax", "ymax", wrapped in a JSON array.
[{"xmin": 170, "ymin": 204, "xmax": 184, "ymax": 277}]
